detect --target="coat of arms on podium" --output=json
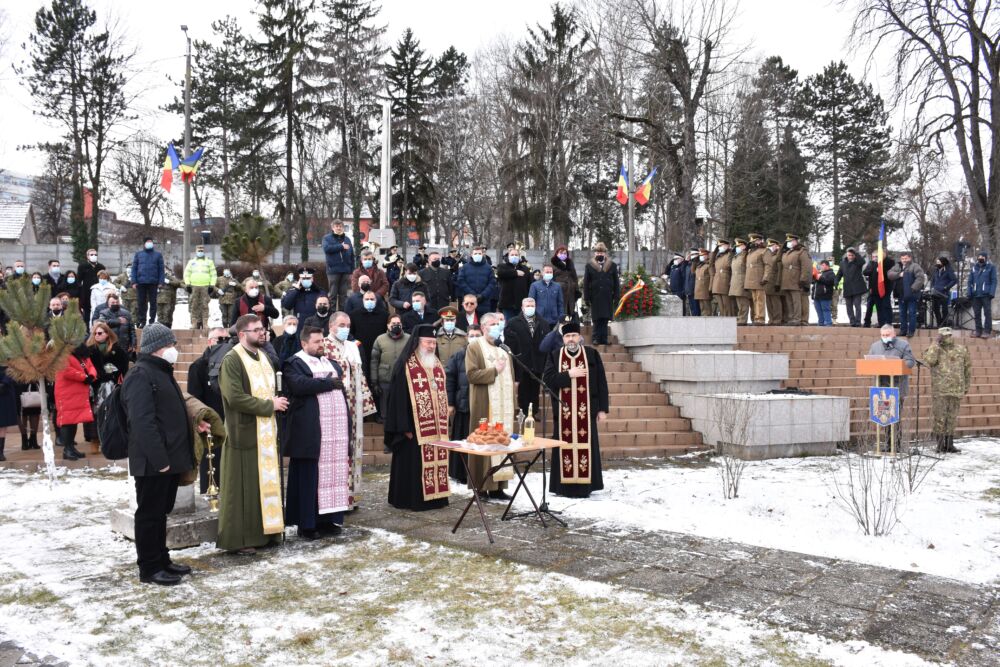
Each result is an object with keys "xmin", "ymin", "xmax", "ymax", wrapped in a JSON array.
[{"xmin": 869, "ymin": 387, "xmax": 900, "ymax": 426}]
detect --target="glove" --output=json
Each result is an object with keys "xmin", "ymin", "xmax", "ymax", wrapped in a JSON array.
[
  {"xmin": 329, "ymin": 377, "xmax": 345, "ymax": 391},
  {"xmin": 799, "ymin": 281, "xmax": 809, "ymax": 290},
  {"xmin": 186, "ymin": 285, "xmax": 193, "ymax": 294}
]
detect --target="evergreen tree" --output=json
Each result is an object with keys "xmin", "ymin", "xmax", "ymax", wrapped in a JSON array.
[
  {"xmin": 69, "ymin": 180, "xmax": 88, "ymax": 262},
  {"xmin": 429, "ymin": 45, "xmax": 471, "ymax": 246},
  {"xmin": 727, "ymin": 96, "xmax": 776, "ymax": 240},
  {"xmin": 385, "ymin": 28, "xmax": 437, "ymax": 244},
  {"xmin": 221, "ymin": 213, "xmax": 286, "ymax": 297}
]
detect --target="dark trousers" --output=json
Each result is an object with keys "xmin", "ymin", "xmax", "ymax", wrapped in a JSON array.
[
  {"xmin": 326, "ymin": 272, "xmax": 351, "ymax": 312},
  {"xmin": 972, "ymin": 295, "xmax": 993, "ymax": 333},
  {"xmin": 517, "ymin": 374, "xmax": 540, "ymax": 417},
  {"xmin": 592, "ymin": 318, "xmax": 610, "ymax": 345},
  {"xmin": 133, "ymin": 474, "xmax": 180, "ymax": 578},
  {"xmin": 198, "ymin": 445, "xmax": 222, "ymax": 494},
  {"xmin": 286, "ymin": 458, "xmax": 345, "ymax": 531},
  {"xmin": 900, "ymin": 299, "xmax": 918, "ymax": 335},
  {"xmin": 687, "ymin": 296, "xmax": 700, "ymax": 316},
  {"xmin": 932, "ymin": 294, "xmax": 950, "ymax": 327},
  {"xmin": 866, "ymin": 293, "xmax": 893, "ymax": 326},
  {"xmin": 59, "ymin": 424, "xmax": 77, "ymax": 448},
  {"xmin": 136, "ymin": 284, "xmax": 159, "ymax": 326},
  {"xmin": 845, "ymin": 294, "xmax": 863, "ymax": 326}
]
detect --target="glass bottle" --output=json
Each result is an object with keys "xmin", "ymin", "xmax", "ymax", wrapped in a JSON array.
[{"xmin": 523, "ymin": 403, "xmax": 535, "ymax": 444}]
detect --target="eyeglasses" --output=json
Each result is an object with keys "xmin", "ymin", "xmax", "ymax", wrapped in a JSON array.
[
  {"xmin": 244, "ymin": 327, "xmax": 265, "ymax": 334},
  {"xmin": 94, "ymin": 330, "xmax": 107, "ymax": 336}
]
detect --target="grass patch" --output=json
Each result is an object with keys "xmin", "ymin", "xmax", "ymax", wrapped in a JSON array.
[
  {"xmin": 0, "ymin": 584, "xmax": 61, "ymax": 607},
  {"xmin": 981, "ymin": 487, "xmax": 1000, "ymax": 502}
]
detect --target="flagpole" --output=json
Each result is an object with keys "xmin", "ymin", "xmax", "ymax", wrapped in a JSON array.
[
  {"xmin": 626, "ymin": 91, "xmax": 635, "ymax": 274},
  {"xmin": 182, "ymin": 25, "xmax": 192, "ymax": 264},
  {"xmin": 380, "ymin": 100, "xmax": 391, "ymax": 234}
]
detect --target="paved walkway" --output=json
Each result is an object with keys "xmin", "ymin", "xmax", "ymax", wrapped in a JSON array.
[
  {"xmin": 0, "ymin": 641, "xmax": 66, "ymax": 667},
  {"xmin": 353, "ymin": 473, "xmax": 1000, "ymax": 666}
]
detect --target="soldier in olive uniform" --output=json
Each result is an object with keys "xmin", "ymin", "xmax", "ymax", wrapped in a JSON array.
[
  {"xmin": 729, "ymin": 238, "xmax": 750, "ymax": 325},
  {"xmin": 216, "ymin": 267, "xmax": 243, "ymax": 327},
  {"xmin": 156, "ymin": 269, "xmax": 184, "ymax": 328},
  {"xmin": 693, "ymin": 249, "xmax": 714, "ymax": 316},
  {"xmin": 761, "ymin": 238, "xmax": 784, "ymax": 325},
  {"xmin": 923, "ymin": 327, "xmax": 972, "ymax": 453},
  {"xmin": 710, "ymin": 240, "xmax": 734, "ymax": 317},
  {"xmin": 274, "ymin": 271, "xmax": 295, "ymax": 316},
  {"xmin": 779, "ymin": 233, "xmax": 811, "ymax": 326},
  {"xmin": 744, "ymin": 234, "xmax": 767, "ymax": 325},
  {"xmin": 116, "ymin": 267, "xmax": 137, "ymax": 315}
]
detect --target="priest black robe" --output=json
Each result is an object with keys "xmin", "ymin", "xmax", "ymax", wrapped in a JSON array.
[
  {"xmin": 384, "ymin": 361, "xmax": 450, "ymax": 512},
  {"xmin": 542, "ymin": 345, "xmax": 609, "ymax": 498}
]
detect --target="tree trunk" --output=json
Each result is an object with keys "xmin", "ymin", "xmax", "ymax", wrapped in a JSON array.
[{"xmin": 38, "ymin": 387, "xmax": 57, "ymax": 486}]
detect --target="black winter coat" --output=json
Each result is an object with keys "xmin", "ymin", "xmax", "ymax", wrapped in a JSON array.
[
  {"xmin": 123, "ymin": 354, "xmax": 195, "ymax": 477},
  {"xmin": 280, "ymin": 355, "xmax": 345, "ymax": 459},
  {"xmin": 76, "ymin": 260, "xmax": 106, "ymax": 303},
  {"xmin": 583, "ymin": 260, "xmax": 621, "ymax": 320},
  {"xmin": 349, "ymin": 306, "xmax": 389, "ymax": 380},
  {"xmin": 496, "ymin": 259, "xmax": 533, "ymax": 311},
  {"xmin": 0, "ymin": 368, "xmax": 19, "ymax": 428},
  {"xmin": 813, "ymin": 269, "xmax": 836, "ymax": 300},
  {"xmin": 836, "ymin": 255, "xmax": 867, "ymax": 297},
  {"xmin": 863, "ymin": 257, "xmax": 895, "ymax": 297},
  {"xmin": 187, "ymin": 354, "xmax": 225, "ymax": 420},
  {"xmin": 418, "ymin": 266, "xmax": 454, "ymax": 313},
  {"xmin": 505, "ymin": 314, "xmax": 552, "ymax": 377},
  {"xmin": 445, "ymin": 347, "xmax": 470, "ymax": 413}
]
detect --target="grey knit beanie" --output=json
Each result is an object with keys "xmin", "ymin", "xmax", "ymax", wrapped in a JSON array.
[{"xmin": 140, "ymin": 323, "xmax": 177, "ymax": 355}]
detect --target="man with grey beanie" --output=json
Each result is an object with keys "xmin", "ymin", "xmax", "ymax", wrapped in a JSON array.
[{"xmin": 122, "ymin": 323, "xmax": 196, "ymax": 585}]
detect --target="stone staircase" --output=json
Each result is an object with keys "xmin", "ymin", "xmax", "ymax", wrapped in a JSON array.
[{"xmin": 737, "ymin": 325, "xmax": 1000, "ymax": 440}]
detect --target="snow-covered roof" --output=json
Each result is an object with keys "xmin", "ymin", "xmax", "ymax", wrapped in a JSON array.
[{"xmin": 0, "ymin": 201, "xmax": 32, "ymax": 240}]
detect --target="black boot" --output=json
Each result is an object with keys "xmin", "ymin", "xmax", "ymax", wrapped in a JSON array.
[
  {"xmin": 29, "ymin": 433, "xmax": 39, "ymax": 450},
  {"xmin": 62, "ymin": 447, "xmax": 81, "ymax": 461},
  {"xmin": 67, "ymin": 443, "xmax": 86, "ymax": 459},
  {"xmin": 0, "ymin": 439, "xmax": 6, "ymax": 462},
  {"xmin": 935, "ymin": 434, "xmax": 945, "ymax": 453},
  {"xmin": 946, "ymin": 435, "xmax": 962, "ymax": 454},
  {"xmin": 21, "ymin": 433, "xmax": 29, "ymax": 451}
]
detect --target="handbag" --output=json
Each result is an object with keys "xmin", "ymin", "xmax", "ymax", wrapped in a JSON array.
[{"xmin": 20, "ymin": 384, "xmax": 42, "ymax": 409}]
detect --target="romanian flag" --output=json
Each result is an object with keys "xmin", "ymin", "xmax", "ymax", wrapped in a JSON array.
[
  {"xmin": 634, "ymin": 167, "xmax": 658, "ymax": 206},
  {"xmin": 179, "ymin": 147, "xmax": 205, "ymax": 183},
  {"xmin": 160, "ymin": 143, "xmax": 180, "ymax": 192},
  {"xmin": 615, "ymin": 165, "xmax": 629, "ymax": 205},
  {"xmin": 614, "ymin": 278, "xmax": 646, "ymax": 317},
  {"xmin": 877, "ymin": 219, "xmax": 886, "ymax": 298}
]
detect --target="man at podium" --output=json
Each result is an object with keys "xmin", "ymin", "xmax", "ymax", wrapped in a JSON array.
[{"xmin": 867, "ymin": 324, "xmax": 916, "ymax": 446}]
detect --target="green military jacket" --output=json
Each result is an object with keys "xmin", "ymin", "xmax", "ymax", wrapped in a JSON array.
[
  {"xmin": 924, "ymin": 340, "xmax": 972, "ymax": 398},
  {"xmin": 216, "ymin": 275, "xmax": 243, "ymax": 305}
]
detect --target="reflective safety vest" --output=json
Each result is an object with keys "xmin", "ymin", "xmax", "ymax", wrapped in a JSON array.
[{"xmin": 184, "ymin": 257, "xmax": 217, "ymax": 287}]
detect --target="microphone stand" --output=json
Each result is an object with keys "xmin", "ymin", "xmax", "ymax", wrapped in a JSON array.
[{"xmin": 500, "ymin": 342, "xmax": 567, "ymax": 527}]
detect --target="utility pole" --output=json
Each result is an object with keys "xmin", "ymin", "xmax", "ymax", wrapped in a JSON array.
[
  {"xmin": 380, "ymin": 100, "xmax": 391, "ymax": 233},
  {"xmin": 182, "ymin": 25, "xmax": 192, "ymax": 263},
  {"xmin": 626, "ymin": 89, "xmax": 636, "ymax": 274}
]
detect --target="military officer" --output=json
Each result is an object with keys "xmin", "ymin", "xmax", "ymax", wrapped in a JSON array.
[
  {"xmin": 156, "ymin": 269, "xmax": 184, "ymax": 328},
  {"xmin": 762, "ymin": 238, "xmax": 784, "ymax": 325},
  {"xmin": 216, "ymin": 267, "xmax": 243, "ymax": 327},
  {"xmin": 710, "ymin": 239, "xmax": 734, "ymax": 317},
  {"xmin": 744, "ymin": 233, "xmax": 766, "ymax": 325},
  {"xmin": 693, "ymin": 249, "xmax": 714, "ymax": 316},
  {"xmin": 116, "ymin": 265, "xmax": 137, "ymax": 315},
  {"xmin": 779, "ymin": 233, "xmax": 811, "ymax": 326},
  {"xmin": 184, "ymin": 245, "xmax": 217, "ymax": 330},
  {"xmin": 923, "ymin": 327, "xmax": 972, "ymax": 453},
  {"xmin": 729, "ymin": 238, "xmax": 750, "ymax": 325}
]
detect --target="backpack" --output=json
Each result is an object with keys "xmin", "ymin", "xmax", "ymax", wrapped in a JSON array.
[
  {"xmin": 206, "ymin": 340, "xmax": 235, "ymax": 391},
  {"xmin": 98, "ymin": 367, "xmax": 155, "ymax": 461}
]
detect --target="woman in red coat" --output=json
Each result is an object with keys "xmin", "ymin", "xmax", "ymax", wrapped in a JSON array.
[{"xmin": 55, "ymin": 345, "xmax": 97, "ymax": 461}]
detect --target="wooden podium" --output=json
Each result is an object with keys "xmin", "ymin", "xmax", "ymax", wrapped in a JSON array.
[{"xmin": 856, "ymin": 358, "xmax": 913, "ymax": 454}]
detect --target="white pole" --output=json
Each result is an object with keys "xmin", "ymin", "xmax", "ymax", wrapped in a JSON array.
[{"xmin": 380, "ymin": 101, "xmax": 391, "ymax": 232}]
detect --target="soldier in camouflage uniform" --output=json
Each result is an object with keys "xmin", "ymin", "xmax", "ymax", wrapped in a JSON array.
[
  {"xmin": 923, "ymin": 327, "xmax": 972, "ymax": 454},
  {"xmin": 156, "ymin": 269, "xmax": 184, "ymax": 328},
  {"xmin": 216, "ymin": 267, "xmax": 243, "ymax": 327},
  {"xmin": 274, "ymin": 270, "xmax": 295, "ymax": 316},
  {"xmin": 115, "ymin": 267, "xmax": 137, "ymax": 315}
]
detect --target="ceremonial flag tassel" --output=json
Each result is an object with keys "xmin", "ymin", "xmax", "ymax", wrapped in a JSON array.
[
  {"xmin": 634, "ymin": 166, "xmax": 658, "ymax": 206},
  {"xmin": 615, "ymin": 165, "xmax": 629, "ymax": 205}
]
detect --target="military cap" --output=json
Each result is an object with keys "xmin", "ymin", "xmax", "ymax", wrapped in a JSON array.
[
  {"xmin": 748, "ymin": 233, "xmax": 763, "ymax": 241},
  {"xmin": 438, "ymin": 305, "xmax": 458, "ymax": 319},
  {"xmin": 938, "ymin": 327, "xmax": 953, "ymax": 336},
  {"xmin": 766, "ymin": 238, "xmax": 781, "ymax": 246},
  {"xmin": 786, "ymin": 233, "xmax": 800, "ymax": 241},
  {"xmin": 734, "ymin": 237, "xmax": 746, "ymax": 246},
  {"xmin": 716, "ymin": 239, "xmax": 730, "ymax": 246}
]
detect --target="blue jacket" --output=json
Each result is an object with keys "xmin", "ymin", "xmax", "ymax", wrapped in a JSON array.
[
  {"xmin": 968, "ymin": 261, "xmax": 997, "ymax": 298},
  {"xmin": 130, "ymin": 248, "xmax": 164, "ymax": 286},
  {"xmin": 528, "ymin": 279, "xmax": 564, "ymax": 324},
  {"xmin": 668, "ymin": 260, "xmax": 688, "ymax": 295},
  {"xmin": 322, "ymin": 232, "xmax": 355, "ymax": 274},
  {"xmin": 281, "ymin": 285, "xmax": 328, "ymax": 321},
  {"xmin": 930, "ymin": 266, "xmax": 957, "ymax": 296},
  {"xmin": 456, "ymin": 261, "xmax": 496, "ymax": 313}
]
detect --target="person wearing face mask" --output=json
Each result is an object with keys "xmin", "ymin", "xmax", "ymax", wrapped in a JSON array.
[
  {"xmin": 216, "ymin": 268, "xmax": 244, "ymax": 327},
  {"xmin": 156, "ymin": 269, "xmax": 185, "ymax": 329},
  {"xmin": 443, "ymin": 248, "xmax": 461, "ymax": 274},
  {"xmin": 967, "ymin": 250, "xmax": 996, "ymax": 338},
  {"xmin": 743, "ymin": 234, "xmax": 767, "ymax": 325},
  {"xmin": 349, "ymin": 291, "xmax": 389, "ymax": 395},
  {"xmin": 351, "ymin": 248, "xmax": 390, "ymax": 300},
  {"xmin": 456, "ymin": 245, "xmax": 497, "ymax": 316},
  {"xmin": 233, "ymin": 278, "xmax": 279, "ymax": 331},
  {"xmin": 465, "ymin": 312, "xmax": 516, "ymax": 499},
  {"xmin": 389, "ymin": 263, "xmax": 424, "ymax": 313},
  {"xmin": 666, "ymin": 253, "xmax": 689, "ymax": 313},
  {"xmin": 114, "ymin": 264, "xmax": 137, "ymax": 315},
  {"xmin": 886, "ymin": 251, "xmax": 926, "ymax": 337},
  {"xmin": 61, "ymin": 270, "xmax": 81, "ymax": 304},
  {"xmin": 419, "ymin": 250, "xmax": 455, "ymax": 313},
  {"xmin": 383, "ymin": 245, "xmax": 402, "ymax": 285},
  {"xmin": 275, "ymin": 315, "xmax": 302, "ymax": 362},
  {"xmin": 43, "ymin": 259, "xmax": 67, "ymax": 295},
  {"xmin": 583, "ymin": 242, "xmax": 621, "ymax": 344},
  {"xmin": 692, "ymin": 248, "xmax": 714, "ymax": 317},
  {"xmin": 304, "ymin": 295, "xmax": 333, "ymax": 336},
  {"xmin": 729, "ymin": 239, "xmax": 751, "ymax": 325},
  {"xmin": 322, "ymin": 220, "xmax": 355, "ymax": 311},
  {"xmin": 778, "ymin": 233, "xmax": 811, "ymax": 326},
  {"xmin": 434, "ymin": 306, "xmax": 468, "ymax": 366},
  {"xmin": 122, "ymin": 322, "xmax": 196, "ymax": 584},
  {"xmin": 496, "ymin": 245, "xmax": 533, "ymax": 321},
  {"xmin": 371, "ymin": 315, "xmax": 410, "ymax": 421},
  {"xmin": 506, "ymin": 297, "xmax": 552, "ymax": 417},
  {"xmin": 89, "ymin": 271, "xmax": 117, "ymax": 326},
  {"xmin": 183, "ymin": 244, "xmax": 217, "ymax": 330},
  {"xmin": 923, "ymin": 327, "xmax": 972, "ymax": 453},
  {"xmin": 682, "ymin": 250, "xmax": 701, "ymax": 316},
  {"xmin": 401, "ymin": 290, "xmax": 431, "ymax": 333},
  {"xmin": 867, "ymin": 323, "xmax": 916, "ymax": 451},
  {"xmin": 77, "ymin": 250, "xmax": 106, "ymax": 325},
  {"xmin": 863, "ymin": 250, "xmax": 896, "ymax": 328},
  {"xmin": 445, "ymin": 324, "xmax": 481, "ymax": 483},
  {"xmin": 11, "ymin": 260, "xmax": 27, "ymax": 282},
  {"xmin": 273, "ymin": 272, "xmax": 295, "ymax": 303},
  {"xmin": 130, "ymin": 236, "xmax": 165, "ymax": 328},
  {"xmin": 542, "ymin": 320, "xmax": 609, "ymax": 498},
  {"xmin": 928, "ymin": 256, "xmax": 957, "ymax": 328},
  {"xmin": 322, "ymin": 311, "xmax": 377, "ymax": 503},
  {"xmin": 837, "ymin": 247, "xmax": 867, "ymax": 327},
  {"xmin": 281, "ymin": 268, "xmax": 328, "ymax": 322},
  {"xmin": 550, "ymin": 245, "xmax": 579, "ymax": 317},
  {"xmin": 98, "ymin": 294, "xmax": 137, "ymax": 352},
  {"xmin": 812, "ymin": 260, "xmax": 837, "ymax": 326},
  {"xmin": 344, "ymin": 275, "xmax": 377, "ymax": 313},
  {"xmin": 54, "ymin": 343, "xmax": 98, "ymax": 461},
  {"xmin": 710, "ymin": 240, "xmax": 735, "ymax": 317},
  {"xmin": 761, "ymin": 238, "xmax": 785, "ymax": 325},
  {"xmin": 528, "ymin": 263, "xmax": 565, "ymax": 324}
]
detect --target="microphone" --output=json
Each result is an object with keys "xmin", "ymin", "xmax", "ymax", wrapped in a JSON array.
[
  {"xmin": 498, "ymin": 342, "xmax": 513, "ymax": 355},
  {"xmin": 275, "ymin": 371, "xmax": 283, "ymax": 394}
]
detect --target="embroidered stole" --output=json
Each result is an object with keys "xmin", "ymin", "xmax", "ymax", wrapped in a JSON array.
[
  {"xmin": 324, "ymin": 337, "xmax": 376, "ymax": 507},
  {"xmin": 559, "ymin": 346, "xmax": 592, "ymax": 484},
  {"xmin": 404, "ymin": 354, "xmax": 451, "ymax": 501},
  {"xmin": 233, "ymin": 345, "xmax": 285, "ymax": 534},
  {"xmin": 294, "ymin": 351, "xmax": 350, "ymax": 514},
  {"xmin": 476, "ymin": 338, "xmax": 515, "ymax": 482}
]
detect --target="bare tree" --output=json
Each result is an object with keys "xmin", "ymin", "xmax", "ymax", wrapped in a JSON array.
[
  {"xmin": 111, "ymin": 132, "xmax": 167, "ymax": 228},
  {"xmin": 850, "ymin": 0, "xmax": 1000, "ymax": 254},
  {"xmin": 31, "ymin": 143, "xmax": 74, "ymax": 242},
  {"xmin": 711, "ymin": 391, "xmax": 758, "ymax": 499},
  {"xmin": 830, "ymin": 436, "xmax": 904, "ymax": 536}
]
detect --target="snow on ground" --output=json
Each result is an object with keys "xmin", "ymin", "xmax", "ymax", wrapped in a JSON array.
[
  {"xmin": 502, "ymin": 438, "xmax": 1000, "ymax": 584},
  {"xmin": 0, "ymin": 467, "xmax": 930, "ymax": 666}
]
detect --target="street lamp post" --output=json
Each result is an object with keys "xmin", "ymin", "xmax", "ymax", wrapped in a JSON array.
[{"xmin": 181, "ymin": 25, "xmax": 192, "ymax": 264}]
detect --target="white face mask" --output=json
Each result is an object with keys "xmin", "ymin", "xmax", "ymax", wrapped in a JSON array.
[
  {"xmin": 285, "ymin": 325, "xmax": 297, "ymax": 336},
  {"xmin": 161, "ymin": 347, "xmax": 179, "ymax": 365},
  {"xmin": 247, "ymin": 288, "xmax": 259, "ymax": 298},
  {"xmin": 881, "ymin": 336, "xmax": 894, "ymax": 345},
  {"xmin": 406, "ymin": 274, "xmax": 417, "ymax": 282},
  {"xmin": 735, "ymin": 246, "xmax": 744, "ymax": 254},
  {"xmin": 472, "ymin": 254, "xmax": 483, "ymax": 263},
  {"xmin": 88, "ymin": 254, "xmax": 97, "ymax": 262},
  {"xmin": 718, "ymin": 245, "xmax": 729, "ymax": 253}
]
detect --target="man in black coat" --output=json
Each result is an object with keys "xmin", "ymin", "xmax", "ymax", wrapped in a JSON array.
[
  {"xmin": 418, "ymin": 250, "xmax": 454, "ymax": 313},
  {"xmin": 836, "ymin": 247, "xmax": 867, "ymax": 327},
  {"xmin": 401, "ymin": 290, "xmax": 433, "ymax": 333},
  {"xmin": 583, "ymin": 242, "xmax": 620, "ymax": 345},
  {"xmin": 348, "ymin": 291, "xmax": 389, "ymax": 392},
  {"xmin": 122, "ymin": 323, "xmax": 196, "ymax": 586},
  {"xmin": 76, "ymin": 248, "xmax": 106, "ymax": 327},
  {"xmin": 863, "ymin": 251, "xmax": 895, "ymax": 327},
  {"xmin": 187, "ymin": 327, "xmax": 229, "ymax": 493},
  {"xmin": 281, "ymin": 326, "xmax": 348, "ymax": 539},
  {"xmin": 496, "ymin": 247, "xmax": 533, "ymax": 320},
  {"xmin": 303, "ymin": 295, "xmax": 332, "ymax": 335},
  {"xmin": 445, "ymin": 325, "xmax": 482, "ymax": 483},
  {"xmin": 504, "ymin": 297, "xmax": 552, "ymax": 417}
]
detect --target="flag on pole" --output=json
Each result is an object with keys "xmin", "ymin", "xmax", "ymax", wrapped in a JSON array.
[
  {"xmin": 634, "ymin": 167, "xmax": 658, "ymax": 206},
  {"xmin": 877, "ymin": 219, "xmax": 886, "ymax": 298},
  {"xmin": 615, "ymin": 165, "xmax": 629, "ymax": 205},
  {"xmin": 179, "ymin": 147, "xmax": 205, "ymax": 183},
  {"xmin": 614, "ymin": 278, "xmax": 646, "ymax": 317},
  {"xmin": 160, "ymin": 143, "xmax": 180, "ymax": 192}
]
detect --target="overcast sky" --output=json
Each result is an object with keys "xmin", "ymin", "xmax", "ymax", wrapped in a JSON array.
[{"xmin": 0, "ymin": 0, "xmax": 869, "ymax": 219}]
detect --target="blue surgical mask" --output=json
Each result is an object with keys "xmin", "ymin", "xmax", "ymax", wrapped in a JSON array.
[
  {"xmin": 543, "ymin": 273, "xmax": 553, "ymax": 282},
  {"xmin": 50, "ymin": 268, "xmax": 61, "ymax": 277},
  {"xmin": 508, "ymin": 255, "xmax": 520, "ymax": 264},
  {"xmin": 67, "ymin": 276, "xmax": 76, "ymax": 284},
  {"xmin": 413, "ymin": 301, "xmax": 423, "ymax": 312},
  {"xmin": 362, "ymin": 259, "xmax": 373, "ymax": 269},
  {"xmin": 489, "ymin": 324, "xmax": 503, "ymax": 339},
  {"xmin": 524, "ymin": 306, "xmax": 535, "ymax": 318},
  {"xmin": 735, "ymin": 246, "xmax": 744, "ymax": 254},
  {"xmin": 145, "ymin": 242, "xmax": 153, "ymax": 250},
  {"xmin": 364, "ymin": 300, "xmax": 376, "ymax": 311},
  {"xmin": 99, "ymin": 279, "xmax": 108, "ymax": 286},
  {"xmin": 15, "ymin": 267, "xmax": 24, "ymax": 275},
  {"xmin": 301, "ymin": 279, "xmax": 313, "ymax": 289},
  {"xmin": 335, "ymin": 327, "xmax": 350, "ymax": 341},
  {"xmin": 443, "ymin": 320, "xmax": 455, "ymax": 333},
  {"xmin": 196, "ymin": 251, "xmax": 205, "ymax": 258},
  {"xmin": 31, "ymin": 278, "xmax": 41, "ymax": 286},
  {"xmin": 472, "ymin": 254, "xmax": 483, "ymax": 263}
]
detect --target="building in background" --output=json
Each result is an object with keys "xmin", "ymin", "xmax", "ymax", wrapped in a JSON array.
[{"xmin": 0, "ymin": 202, "xmax": 39, "ymax": 244}]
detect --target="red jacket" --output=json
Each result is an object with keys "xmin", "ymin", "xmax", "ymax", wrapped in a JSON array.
[{"xmin": 55, "ymin": 355, "xmax": 97, "ymax": 426}]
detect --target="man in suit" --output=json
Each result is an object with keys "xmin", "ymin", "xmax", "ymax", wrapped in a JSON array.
[{"xmin": 504, "ymin": 297, "xmax": 552, "ymax": 417}]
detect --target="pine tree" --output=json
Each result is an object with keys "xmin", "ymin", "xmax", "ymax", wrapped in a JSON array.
[
  {"xmin": 727, "ymin": 96, "xmax": 777, "ymax": 240},
  {"xmin": 429, "ymin": 45, "xmax": 471, "ymax": 246},
  {"xmin": 0, "ymin": 281, "xmax": 86, "ymax": 484},
  {"xmin": 221, "ymin": 213, "xmax": 286, "ymax": 297},
  {"xmin": 69, "ymin": 180, "xmax": 88, "ymax": 262}
]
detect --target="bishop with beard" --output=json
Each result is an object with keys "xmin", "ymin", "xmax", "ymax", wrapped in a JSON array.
[
  {"xmin": 542, "ymin": 320, "xmax": 609, "ymax": 498},
  {"xmin": 384, "ymin": 324, "xmax": 451, "ymax": 511}
]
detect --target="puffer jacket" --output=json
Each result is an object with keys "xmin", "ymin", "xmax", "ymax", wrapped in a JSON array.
[
  {"xmin": 130, "ymin": 247, "xmax": 164, "ymax": 285},
  {"xmin": 322, "ymin": 232, "xmax": 355, "ymax": 274},
  {"xmin": 888, "ymin": 260, "xmax": 926, "ymax": 302},
  {"xmin": 455, "ymin": 260, "xmax": 497, "ymax": 312},
  {"xmin": 55, "ymin": 353, "xmax": 97, "ymax": 426},
  {"xmin": 968, "ymin": 261, "xmax": 997, "ymax": 298},
  {"xmin": 370, "ymin": 332, "xmax": 410, "ymax": 386}
]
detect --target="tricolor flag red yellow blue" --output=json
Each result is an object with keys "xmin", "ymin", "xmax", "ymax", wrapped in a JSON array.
[
  {"xmin": 877, "ymin": 219, "xmax": 886, "ymax": 298},
  {"xmin": 615, "ymin": 165, "xmax": 629, "ymax": 205},
  {"xmin": 160, "ymin": 143, "xmax": 180, "ymax": 192},
  {"xmin": 179, "ymin": 147, "xmax": 205, "ymax": 183},
  {"xmin": 634, "ymin": 167, "xmax": 658, "ymax": 206}
]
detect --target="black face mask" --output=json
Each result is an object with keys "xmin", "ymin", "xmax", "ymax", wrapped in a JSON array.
[
  {"xmin": 316, "ymin": 307, "xmax": 329, "ymax": 316},
  {"xmin": 110, "ymin": 305, "xmax": 120, "ymax": 312},
  {"xmin": 431, "ymin": 260, "xmax": 441, "ymax": 268},
  {"xmin": 389, "ymin": 324, "xmax": 402, "ymax": 336},
  {"xmin": 359, "ymin": 284, "xmax": 370, "ymax": 292},
  {"xmin": 51, "ymin": 309, "xmax": 62, "ymax": 316},
  {"xmin": 595, "ymin": 255, "xmax": 605, "ymax": 262},
  {"xmin": 979, "ymin": 258, "xmax": 987, "ymax": 265}
]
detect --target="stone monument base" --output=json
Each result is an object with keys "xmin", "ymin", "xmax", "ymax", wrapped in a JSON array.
[{"xmin": 110, "ymin": 484, "xmax": 219, "ymax": 549}]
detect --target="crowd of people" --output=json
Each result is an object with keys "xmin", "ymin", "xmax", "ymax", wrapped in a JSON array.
[{"xmin": 664, "ymin": 236, "xmax": 998, "ymax": 337}]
